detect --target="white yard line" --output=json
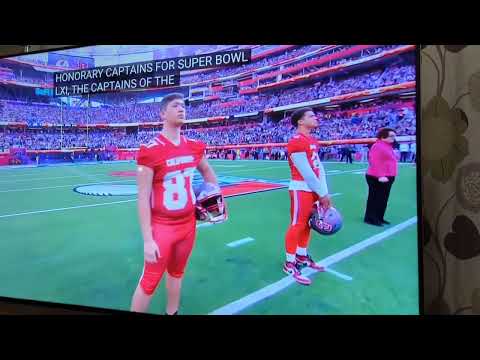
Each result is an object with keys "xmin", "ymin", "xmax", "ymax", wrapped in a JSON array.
[
  {"xmin": 0, "ymin": 180, "xmax": 137, "ymax": 193},
  {"xmin": 0, "ymin": 173, "xmax": 110, "ymax": 183},
  {"xmin": 0, "ymin": 160, "xmax": 134, "ymax": 172},
  {"xmin": 328, "ymin": 168, "xmax": 367, "ymax": 176},
  {"xmin": 0, "ymin": 199, "xmax": 138, "ymax": 219},
  {"xmin": 324, "ymin": 268, "xmax": 353, "ymax": 281},
  {"xmin": 219, "ymin": 166, "xmax": 287, "ymax": 175},
  {"xmin": 209, "ymin": 216, "xmax": 417, "ymax": 315},
  {"xmin": 226, "ymin": 237, "xmax": 255, "ymax": 248},
  {"xmin": 213, "ymin": 165, "xmax": 245, "ymax": 168},
  {"xmin": 0, "ymin": 201, "xmax": 227, "ymax": 230}
]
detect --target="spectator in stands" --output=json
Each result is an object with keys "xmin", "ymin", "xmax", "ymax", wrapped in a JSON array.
[
  {"xmin": 399, "ymin": 142, "xmax": 410, "ymax": 163},
  {"xmin": 410, "ymin": 142, "xmax": 416, "ymax": 163}
]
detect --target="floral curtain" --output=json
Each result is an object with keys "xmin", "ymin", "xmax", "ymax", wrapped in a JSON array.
[{"xmin": 421, "ymin": 45, "xmax": 480, "ymax": 315}]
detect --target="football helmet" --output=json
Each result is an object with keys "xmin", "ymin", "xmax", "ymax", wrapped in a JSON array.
[
  {"xmin": 309, "ymin": 205, "xmax": 343, "ymax": 235},
  {"xmin": 194, "ymin": 182, "xmax": 228, "ymax": 224}
]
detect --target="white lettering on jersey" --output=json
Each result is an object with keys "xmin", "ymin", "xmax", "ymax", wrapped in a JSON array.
[{"xmin": 166, "ymin": 156, "xmax": 195, "ymax": 167}]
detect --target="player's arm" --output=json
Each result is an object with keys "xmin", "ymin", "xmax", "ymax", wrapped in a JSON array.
[
  {"xmin": 290, "ymin": 152, "xmax": 332, "ymax": 209},
  {"xmin": 137, "ymin": 165, "xmax": 160, "ymax": 262},
  {"xmin": 196, "ymin": 155, "xmax": 218, "ymax": 185},
  {"xmin": 317, "ymin": 161, "xmax": 329, "ymax": 196}
]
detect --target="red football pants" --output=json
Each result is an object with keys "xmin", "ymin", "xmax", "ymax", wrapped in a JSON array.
[
  {"xmin": 285, "ymin": 190, "xmax": 318, "ymax": 255},
  {"xmin": 138, "ymin": 217, "xmax": 196, "ymax": 295}
]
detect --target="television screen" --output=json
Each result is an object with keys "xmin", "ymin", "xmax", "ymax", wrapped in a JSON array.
[{"xmin": 0, "ymin": 45, "xmax": 419, "ymax": 315}]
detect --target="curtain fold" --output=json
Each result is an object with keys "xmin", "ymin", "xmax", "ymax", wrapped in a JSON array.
[{"xmin": 421, "ymin": 45, "xmax": 480, "ymax": 315}]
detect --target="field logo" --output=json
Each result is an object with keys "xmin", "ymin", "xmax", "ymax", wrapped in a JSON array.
[
  {"xmin": 74, "ymin": 174, "xmax": 287, "ymax": 197},
  {"xmin": 74, "ymin": 184, "xmax": 137, "ymax": 196}
]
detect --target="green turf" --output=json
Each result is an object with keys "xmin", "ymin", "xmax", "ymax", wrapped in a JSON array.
[{"xmin": 0, "ymin": 160, "xmax": 419, "ymax": 315}]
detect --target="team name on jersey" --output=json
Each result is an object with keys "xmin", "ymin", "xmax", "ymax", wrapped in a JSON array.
[{"xmin": 166, "ymin": 156, "xmax": 195, "ymax": 167}]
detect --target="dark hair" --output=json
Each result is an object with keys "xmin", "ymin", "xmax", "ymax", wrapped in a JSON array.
[
  {"xmin": 291, "ymin": 107, "xmax": 314, "ymax": 127},
  {"xmin": 376, "ymin": 127, "xmax": 396, "ymax": 139},
  {"xmin": 160, "ymin": 93, "xmax": 184, "ymax": 112}
]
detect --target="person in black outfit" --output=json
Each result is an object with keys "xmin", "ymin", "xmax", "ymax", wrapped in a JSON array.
[
  {"xmin": 339, "ymin": 147, "xmax": 346, "ymax": 162},
  {"xmin": 364, "ymin": 128, "xmax": 398, "ymax": 227},
  {"xmin": 345, "ymin": 145, "xmax": 353, "ymax": 164}
]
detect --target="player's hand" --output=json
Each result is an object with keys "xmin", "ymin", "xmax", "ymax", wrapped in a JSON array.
[
  {"xmin": 378, "ymin": 176, "xmax": 389, "ymax": 183},
  {"xmin": 144, "ymin": 240, "xmax": 160, "ymax": 263},
  {"xmin": 318, "ymin": 195, "xmax": 332, "ymax": 210}
]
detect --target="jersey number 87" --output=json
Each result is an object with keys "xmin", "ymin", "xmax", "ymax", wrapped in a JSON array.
[{"xmin": 162, "ymin": 168, "xmax": 195, "ymax": 211}]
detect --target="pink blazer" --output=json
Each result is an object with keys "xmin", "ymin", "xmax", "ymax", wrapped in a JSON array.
[{"xmin": 367, "ymin": 140, "xmax": 398, "ymax": 177}]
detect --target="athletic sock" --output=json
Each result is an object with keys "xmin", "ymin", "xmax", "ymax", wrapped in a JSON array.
[{"xmin": 296, "ymin": 247, "xmax": 307, "ymax": 256}]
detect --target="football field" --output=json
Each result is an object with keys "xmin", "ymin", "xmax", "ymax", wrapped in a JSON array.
[{"xmin": 0, "ymin": 159, "xmax": 419, "ymax": 315}]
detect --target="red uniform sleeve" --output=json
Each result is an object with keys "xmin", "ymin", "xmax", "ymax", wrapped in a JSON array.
[
  {"xmin": 287, "ymin": 136, "xmax": 309, "ymax": 155},
  {"xmin": 137, "ymin": 145, "xmax": 162, "ymax": 169}
]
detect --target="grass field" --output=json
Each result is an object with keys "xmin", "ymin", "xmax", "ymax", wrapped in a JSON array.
[{"xmin": 0, "ymin": 159, "xmax": 419, "ymax": 315}]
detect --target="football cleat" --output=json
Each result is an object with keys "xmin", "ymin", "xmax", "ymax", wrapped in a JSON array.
[
  {"xmin": 283, "ymin": 261, "xmax": 311, "ymax": 285},
  {"xmin": 296, "ymin": 254, "xmax": 325, "ymax": 272}
]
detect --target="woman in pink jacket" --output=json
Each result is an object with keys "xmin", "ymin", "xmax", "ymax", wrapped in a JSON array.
[{"xmin": 364, "ymin": 128, "xmax": 398, "ymax": 227}]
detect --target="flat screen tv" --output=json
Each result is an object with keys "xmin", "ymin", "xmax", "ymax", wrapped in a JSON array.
[{"xmin": 0, "ymin": 44, "xmax": 420, "ymax": 315}]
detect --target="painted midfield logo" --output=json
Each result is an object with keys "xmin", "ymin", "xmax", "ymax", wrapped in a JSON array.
[{"xmin": 73, "ymin": 174, "xmax": 287, "ymax": 197}]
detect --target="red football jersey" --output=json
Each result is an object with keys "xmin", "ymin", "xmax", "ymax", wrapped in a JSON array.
[
  {"xmin": 137, "ymin": 134, "xmax": 206, "ymax": 224},
  {"xmin": 287, "ymin": 133, "xmax": 321, "ymax": 182}
]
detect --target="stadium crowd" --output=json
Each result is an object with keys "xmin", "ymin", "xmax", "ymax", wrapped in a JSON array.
[
  {"xmin": 0, "ymin": 59, "xmax": 414, "ymax": 126},
  {"xmin": 0, "ymin": 100, "xmax": 416, "ymax": 159},
  {"xmin": 186, "ymin": 64, "xmax": 415, "ymax": 118},
  {"xmin": 181, "ymin": 45, "xmax": 400, "ymax": 84},
  {"xmin": 181, "ymin": 45, "xmax": 321, "ymax": 84}
]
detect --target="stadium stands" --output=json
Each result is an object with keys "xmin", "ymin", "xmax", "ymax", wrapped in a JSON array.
[{"xmin": 0, "ymin": 99, "xmax": 415, "ymax": 152}]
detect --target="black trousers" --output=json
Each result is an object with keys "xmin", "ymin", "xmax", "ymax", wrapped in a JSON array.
[
  {"xmin": 364, "ymin": 175, "xmax": 395, "ymax": 224},
  {"xmin": 346, "ymin": 153, "xmax": 353, "ymax": 163}
]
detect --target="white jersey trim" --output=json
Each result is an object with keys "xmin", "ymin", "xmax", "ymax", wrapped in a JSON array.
[
  {"xmin": 288, "ymin": 180, "xmax": 312, "ymax": 192},
  {"xmin": 292, "ymin": 190, "xmax": 299, "ymax": 225}
]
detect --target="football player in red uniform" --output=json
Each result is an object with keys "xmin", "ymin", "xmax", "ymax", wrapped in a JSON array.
[
  {"xmin": 130, "ymin": 93, "xmax": 226, "ymax": 314},
  {"xmin": 284, "ymin": 108, "xmax": 333, "ymax": 285}
]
